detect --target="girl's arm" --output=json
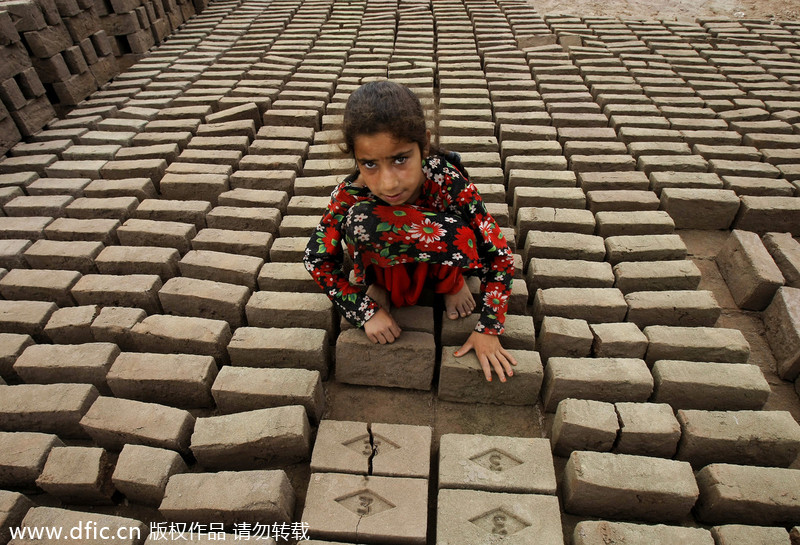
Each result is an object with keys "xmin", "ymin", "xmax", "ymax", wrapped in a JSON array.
[{"xmin": 303, "ymin": 187, "xmax": 381, "ymax": 330}]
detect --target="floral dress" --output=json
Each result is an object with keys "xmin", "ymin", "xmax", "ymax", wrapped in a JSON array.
[{"xmin": 303, "ymin": 154, "xmax": 514, "ymax": 335}]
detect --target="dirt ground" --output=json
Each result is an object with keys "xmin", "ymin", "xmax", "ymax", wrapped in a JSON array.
[{"xmin": 527, "ymin": 0, "xmax": 800, "ymax": 22}]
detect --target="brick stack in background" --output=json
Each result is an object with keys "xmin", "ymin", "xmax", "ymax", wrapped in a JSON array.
[
  {"xmin": 0, "ymin": 8, "xmax": 55, "ymax": 154},
  {"xmin": 95, "ymin": 0, "xmax": 197, "ymax": 58}
]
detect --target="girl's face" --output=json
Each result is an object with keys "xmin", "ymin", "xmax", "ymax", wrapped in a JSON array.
[{"xmin": 353, "ymin": 130, "xmax": 429, "ymax": 206}]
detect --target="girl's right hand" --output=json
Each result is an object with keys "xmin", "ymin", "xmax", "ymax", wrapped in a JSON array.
[{"xmin": 363, "ymin": 308, "xmax": 402, "ymax": 344}]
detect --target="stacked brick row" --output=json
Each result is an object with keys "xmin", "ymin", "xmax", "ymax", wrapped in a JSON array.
[
  {"xmin": 95, "ymin": 0, "xmax": 198, "ymax": 57},
  {"xmin": 0, "ymin": 9, "xmax": 55, "ymax": 154},
  {"xmin": 0, "ymin": 0, "xmax": 799, "ymax": 544}
]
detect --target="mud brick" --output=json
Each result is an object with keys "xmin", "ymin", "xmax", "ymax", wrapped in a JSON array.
[
  {"xmin": 4, "ymin": 195, "xmax": 73, "ymax": 218},
  {"xmin": 523, "ymin": 231, "xmax": 606, "ymax": 263},
  {"xmin": 107, "ymin": 352, "xmax": 215, "ymax": 409},
  {"xmin": 595, "ymin": 210, "xmax": 674, "ymax": 237},
  {"xmin": 513, "ymin": 186, "xmax": 585, "ymax": 211},
  {"xmin": 0, "ymin": 299, "xmax": 56, "ymax": 338},
  {"xmin": 0, "ymin": 383, "xmax": 98, "ymax": 437},
  {"xmin": 551, "ymin": 398, "xmax": 618, "ymax": 457},
  {"xmin": 564, "ymin": 450, "xmax": 698, "ymax": 522},
  {"xmin": 12, "ymin": 507, "xmax": 146, "ymax": 545},
  {"xmin": 204, "ymin": 103, "xmax": 260, "ymax": 128},
  {"xmin": 764, "ymin": 232, "xmax": 800, "ymax": 288},
  {"xmin": 625, "ymin": 290, "xmax": 720, "ymax": 328},
  {"xmin": 722, "ymin": 176, "xmax": 795, "ymax": 196},
  {"xmin": 159, "ymin": 277, "xmax": 248, "ymax": 328},
  {"xmin": 614, "ymin": 401, "xmax": 681, "ymax": 457},
  {"xmin": 507, "ymin": 170, "xmax": 577, "ymax": 195},
  {"xmin": 710, "ymin": 159, "xmax": 782, "ymax": 179},
  {"xmin": 542, "ymin": 356, "xmax": 653, "ymax": 412},
  {"xmin": 659, "ymin": 188, "xmax": 740, "ymax": 229},
  {"xmin": 177, "ymin": 249, "xmax": 261, "ymax": 290},
  {"xmin": 677, "ymin": 409, "xmax": 800, "ymax": 468},
  {"xmin": 573, "ymin": 521, "xmax": 713, "ymax": 545},
  {"xmin": 79, "ymin": 395, "xmax": 194, "ymax": 453},
  {"xmin": 653, "ymin": 358, "xmax": 770, "ymax": 410},
  {"xmin": 695, "ymin": 463, "xmax": 800, "ymax": 525},
  {"xmin": 527, "ymin": 258, "xmax": 614, "ymax": 291},
  {"xmin": 130, "ymin": 314, "xmax": 231, "ymax": 364},
  {"xmin": 440, "ymin": 313, "xmax": 536, "ymax": 352},
  {"xmin": 438, "ymin": 346, "xmax": 543, "ymax": 404},
  {"xmin": 133, "ymin": 199, "xmax": 210, "ymax": 230},
  {"xmin": 52, "ymin": 71, "xmax": 98, "ymax": 106},
  {"xmin": 216, "ymin": 188, "xmax": 287, "ymax": 212},
  {"xmin": 66, "ymin": 196, "xmax": 139, "ymax": 222},
  {"xmin": 537, "ymin": 316, "xmax": 593, "ymax": 362},
  {"xmin": 240, "ymin": 153, "xmax": 302, "ymax": 173},
  {"xmin": 44, "ymin": 159, "xmax": 106, "ymax": 179},
  {"xmin": 256, "ymin": 262, "xmax": 317, "ymax": 293},
  {"xmin": 245, "ymin": 290, "xmax": 334, "ymax": 334},
  {"xmin": 160, "ymin": 469, "xmax": 293, "ymax": 526},
  {"xmin": 0, "ymin": 156, "xmax": 58, "ymax": 178},
  {"xmin": 45, "ymin": 217, "xmax": 120, "ymax": 245},
  {"xmin": 0, "ymin": 239, "xmax": 30, "ymax": 270},
  {"xmin": 13, "ymin": 341, "xmax": 116, "ymax": 392},
  {"xmin": 71, "ymin": 273, "xmax": 161, "ymax": 314},
  {"xmin": 117, "ymin": 218, "xmax": 196, "ymax": 255},
  {"xmin": 83, "ymin": 178, "xmax": 156, "ymax": 201},
  {"xmin": 516, "ymin": 208, "xmax": 595, "ymax": 241},
  {"xmin": 43, "ymin": 304, "xmax": 99, "ymax": 343},
  {"xmin": 335, "ymin": 329, "xmax": 434, "ymax": 390},
  {"xmin": 158, "ymin": 172, "xmax": 227, "ymax": 205},
  {"xmin": 10, "ymin": 140, "xmax": 71, "ymax": 160},
  {"xmin": 212, "ymin": 366, "xmax": 323, "ymax": 422},
  {"xmin": 27, "ymin": 177, "xmax": 90, "ymax": 197},
  {"xmin": 716, "ymin": 229, "xmax": 785, "ymax": 311},
  {"xmin": 533, "ymin": 287, "xmax": 628, "ymax": 325},
  {"xmin": 613, "ymin": 260, "xmax": 702, "ymax": 294},
  {"xmin": 101, "ymin": 160, "xmax": 166, "ymax": 189},
  {"xmin": 0, "ymin": 490, "xmax": 34, "ymax": 544},
  {"xmin": 191, "ymin": 405, "xmax": 310, "ymax": 470},
  {"xmin": 0, "ymin": 332, "xmax": 33, "ymax": 379},
  {"xmin": 437, "ymin": 488, "xmax": 562, "ymax": 545},
  {"xmin": 114, "ymin": 143, "xmax": 179, "ymax": 164},
  {"xmin": 303, "ymin": 472, "xmax": 426, "ymax": 544},
  {"xmin": 62, "ymin": 144, "xmax": 119, "ymax": 161},
  {"xmin": 644, "ymin": 326, "xmax": 750, "ymax": 365},
  {"xmin": 229, "ymin": 169, "xmax": 295, "ymax": 193},
  {"xmin": 269, "ymin": 236, "xmax": 306, "ymax": 262},
  {"xmin": 733, "ymin": 196, "xmax": 800, "ymax": 236},
  {"xmin": 605, "ymin": 234, "xmax": 687, "ymax": 265},
  {"xmin": 763, "ymin": 287, "xmax": 800, "ymax": 380},
  {"xmin": 35, "ymin": 446, "xmax": 114, "ymax": 504},
  {"xmin": 648, "ymin": 172, "xmax": 724, "ymax": 196},
  {"xmin": 95, "ymin": 245, "xmax": 179, "ymax": 280},
  {"xmin": 0, "ymin": 431, "xmax": 63, "ymax": 488},
  {"xmin": 112, "ymin": 444, "xmax": 187, "ymax": 506},
  {"xmin": 191, "ymin": 228, "xmax": 272, "ymax": 259},
  {"xmin": 711, "ymin": 525, "xmax": 791, "ymax": 545},
  {"xmin": 576, "ymin": 172, "xmax": 647, "ymax": 193},
  {"xmin": 23, "ymin": 238, "xmax": 103, "ymax": 273},
  {"xmin": 0, "ymin": 268, "xmax": 80, "ymax": 306},
  {"xmin": 205, "ymin": 206, "xmax": 280, "ymax": 234}
]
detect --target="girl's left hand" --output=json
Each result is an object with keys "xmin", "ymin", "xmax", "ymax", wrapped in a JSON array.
[{"xmin": 454, "ymin": 331, "xmax": 518, "ymax": 382}]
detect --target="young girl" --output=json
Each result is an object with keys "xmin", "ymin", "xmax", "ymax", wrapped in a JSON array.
[{"xmin": 303, "ymin": 80, "xmax": 517, "ymax": 382}]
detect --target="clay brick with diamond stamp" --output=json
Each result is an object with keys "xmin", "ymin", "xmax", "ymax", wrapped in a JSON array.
[
  {"xmin": 437, "ymin": 488, "xmax": 564, "ymax": 545},
  {"xmin": 438, "ymin": 433, "xmax": 557, "ymax": 495},
  {"xmin": 302, "ymin": 472, "xmax": 427, "ymax": 544},
  {"xmin": 310, "ymin": 420, "xmax": 431, "ymax": 478}
]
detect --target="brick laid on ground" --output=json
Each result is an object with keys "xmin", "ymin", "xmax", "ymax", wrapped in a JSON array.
[
  {"xmin": 211, "ymin": 366, "xmax": 324, "ymax": 423},
  {"xmin": 711, "ymin": 525, "xmax": 791, "ymax": 545},
  {"xmin": 715, "ymin": 229, "xmax": 785, "ymax": 310},
  {"xmin": 572, "ymin": 521, "xmax": 714, "ymax": 545},
  {"xmin": 537, "ymin": 316, "xmax": 593, "ymax": 362},
  {"xmin": 550, "ymin": 399, "xmax": 619, "ymax": 457},
  {"xmin": 13, "ymin": 342, "xmax": 119, "ymax": 392},
  {"xmin": 644, "ymin": 326, "xmax": 750, "ymax": 365},
  {"xmin": 302, "ymin": 472, "xmax": 427, "ymax": 544},
  {"xmin": 695, "ymin": 463, "xmax": 800, "ymax": 525},
  {"xmin": 44, "ymin": 304, "xmax": 101, "ymax": 344},
  {"xmin": 527, "ymin": 258, "xmax": 614, "ymax": 291},
  {"xmin": 589, "ymin": 322, "xmax": 648, "ymax": 358},
  {"xmin": 437, "ymin": 348, "xmax": 543, "ymax": 405},
  {"xmin": 437, "ymin": 488, "xmax": 563, "ymax": 545},
  {"xmin": 613, "ymin": 260, "xmax": 702, "ymax": 293},
  {"xmin": 732, "ymin": 196, "xmax": 800, "ymax": 236},
  {"xmin": 130, "ymin": 314, "xmax": 232, "ymax": 363},
  {"xmin": 179, "ymin": 249, "xmax": 263, "ymax": 290},
  {"xmin": 112, "ymin": 444, "xmax": 188, "ymax": 507},
  {"xmin": 625, "ymin": 290, "xmax": 721, "ymax": 328},
  {"xmin": 159, "ymin": 470, "xmax": 294, "ymax": 526},
  {"xmin": 762, "ymin": 286, "xmax": 800, "ymax": 380},
  {"xmin": 95, "ymin": 246, "xmax": 180, "ymax": 280},
  {"xmin": 79, "ymin": 396, "xmax": 195, "ymax": 454},
  {"xmin": 676, "ymin": 409, "xmax": 800, "ymax": 468},
  {"xmin": 438, "ymin": 433, "xmax": 557, "ymax": 494},
  {"xmin": 605, "ymin": 234, "xmax": 687, "ymax": 264},
  {"xmin": 309, "ymin": 420, "xmax": 371, "ymax": 476},
  {"xmin": 0, "ymin": 431, "xmax": 64, "ymax": 488},
  {"xmin": 90, "ymin": 307, "xmax": 146, "ymax": 350},
  {"xmin": 227, "ymin": 326, "xmax": 330, "ymax": 378},
  {"xmin": 72, "ymin": 274, "xmax": 163, "ymax": 315},
  {"xmin": 35, "ymin": 446, "xmax": 115, "ymax": 504},
  {"xmin": 23, "ymin": 239, "xmax": 103, "ymax": 274},
  {"xmin": 0, "ymin": 268, "xmax": 80, "ymax": 307},
  {"xmin": 613, "ymin": 401, "xmax": 681, "ymax": 458},
  {"xmin": 764, "ymin": 232, "xmax": 800, "ymax": 288},
  {"xmin": 245, "ymin": 290, "xmax": 335, "ymax": 334},
  {"xmin": 12, "ymin": 507, "xmax": 147, "ymax": 545},
  {"xmin": 336, "ymin": 329, "xmax": 435, "ymax": 390},
  {"xmin": 158, "ymin": 277, "xmax": 249, "ymax": 328},
  {"xmin": 563, "ymin": 450, "xmax": 699, "ymax": 522},
  {"xmin": 107, "ymin": 352, "xmax": 217, "ymax": 409},
  {"xmin": 533, "ymin": 287, "xmax": 628, "ymax": 325},
  {"xmin": 0, "ymin": 383, "xmax": 98, "ymax": 438},
  {"xmin": 0, "ymin": 490, "xmax": 34, "ymax": 544},
  {"xmin": 0, "ymin": 332, "xmax": 34, "ymax": 380},
  {"xmin": 541, "ymin": 357, "xmax": 653, "ymax": 412}
]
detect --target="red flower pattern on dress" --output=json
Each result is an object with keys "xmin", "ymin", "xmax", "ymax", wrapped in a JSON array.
[
  {"xmin": 454, "ymin": 225, "xmax": 479, "ymax": 261},
  {"xmin": 407, "ymin": 218, "xmax": 446, "ymax": 244},
  {"xmin": 375, "ymin": 206, "xmax": 425, "ymax": 228}
]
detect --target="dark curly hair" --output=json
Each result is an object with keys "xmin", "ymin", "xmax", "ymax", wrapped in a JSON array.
[{"xmin": 342, "ymin": 80, "xmax": 430, "ymax": 157}]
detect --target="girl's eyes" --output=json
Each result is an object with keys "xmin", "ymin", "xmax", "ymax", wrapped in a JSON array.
[
  {"xmin": 361, "ymin": 157, "xmax": 408, "ymax": 169},
  {"xmin": 394, "ymin": 156, "xmax": 408, "ymax": 165}
]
